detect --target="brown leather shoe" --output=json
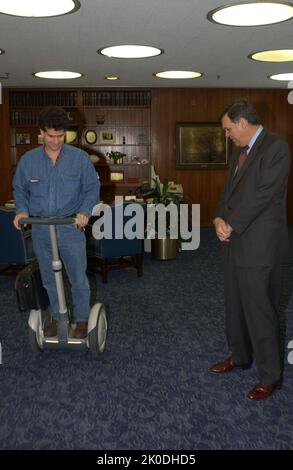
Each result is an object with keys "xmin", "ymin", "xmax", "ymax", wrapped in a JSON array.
[
  {"xmin": 247, "ymin": 381, "xmax": 281, "ymax": 401},
  {"xmin": 74, "ymin": 322, "xmax": 88, "ymax": 339},
  {"xmin": 44, "ymin": 319, "xmax": 58, "ymax": 337},
  {"xmin": 209, "ymin": 356, "xmax": 251, "ymax": 374}
]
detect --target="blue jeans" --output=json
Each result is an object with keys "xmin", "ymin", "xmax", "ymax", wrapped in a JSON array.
[{"xmin": 32, "ymin": 224, "xmax": 90, "ymax": 322}]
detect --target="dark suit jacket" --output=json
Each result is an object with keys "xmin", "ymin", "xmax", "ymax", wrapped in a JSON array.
[{"xmin": 215, "ymin": 128, "xmax": 291, "ymax": 267}]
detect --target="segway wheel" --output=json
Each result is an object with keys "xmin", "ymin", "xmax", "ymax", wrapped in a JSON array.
[
  {"xmin": 28, "ymin": 309, "xmax": 45, "ymax": 352},
  {"xmin": 88, "ymin": 303, "xmax": 107, "ymax": 357}
]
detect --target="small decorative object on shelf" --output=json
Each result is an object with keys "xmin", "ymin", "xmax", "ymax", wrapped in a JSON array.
[
  {"xmin": 89, "ymin": 154, "xmax": 100, "ymax": 164},
  {"xmin": 106, "ymin": 150, "xmax": 126, "ymax": 164},
  {"xmin": 96, "ymin": 115, "xmax": 105, "ymax": 124},
  {"xmin": 132, "ymin": 156, "xmax": 141, "ymax": 165},
  {"xmin": 122, "ymin": 135, "xmax": 126, "ymax": 144}
]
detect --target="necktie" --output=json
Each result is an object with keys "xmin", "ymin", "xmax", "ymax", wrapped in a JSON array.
[{"xmin": 237, "ymin": 145, "xmax": 249, "ymax": 171}]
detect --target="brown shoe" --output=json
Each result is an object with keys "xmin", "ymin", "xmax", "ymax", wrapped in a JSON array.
[
  {"xmin": 44, "ymin": 319, "xmax": 58, "ymax": 337},
  {"xmin": 247, "ymin": 381, "xmax": 281, "ymax": 401},
  {"xmin": 209, "ymin": 356, "xmax": 251, "ymax": 374},
  {"xmin": 74, "ymin": 322, "xmax": 88, "ymax": 339}
]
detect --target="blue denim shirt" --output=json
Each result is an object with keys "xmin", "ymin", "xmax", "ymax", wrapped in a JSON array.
[{"xmin": 13, "ymin": 144, "xmax": 100, "ymax": 217}]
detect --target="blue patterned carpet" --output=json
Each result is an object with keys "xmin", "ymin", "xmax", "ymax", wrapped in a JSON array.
[{"xmin": 0, "ymin": 228, "xmax": 292, "ymax": 450}]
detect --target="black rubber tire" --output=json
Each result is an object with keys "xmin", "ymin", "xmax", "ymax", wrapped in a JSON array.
[{"xmin": 88, "ymin": 305, "xmax": 107, "ymax": 357}]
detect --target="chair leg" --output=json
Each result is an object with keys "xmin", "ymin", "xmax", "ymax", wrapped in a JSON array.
[
  {"xmin": 101, "ymin": 259, "xmax": 108, "ymax": 283},
  {"xmin": 136, "ymin": 254, "xmax": 143, "ymax": 277}
]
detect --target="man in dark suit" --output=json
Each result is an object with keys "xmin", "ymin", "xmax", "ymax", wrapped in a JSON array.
[{"xmin": 210, "ymin": 100, "xmax": 291, "ymax": 400}]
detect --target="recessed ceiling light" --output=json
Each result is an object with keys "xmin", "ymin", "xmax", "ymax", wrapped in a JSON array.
[
  {"xmin": 33, "ymin": 70, "xmax": 83, "ymax": 79},
  {"xmin": 98, "ymin": 45, "xmax": 163, "ymax": 59},
  {"xmin": 0, "ymin": 0, "xmax": 80, "ymax": 17},
  {"xmin": 249, "ymin": 49, "xmax": 293, "ymax": 62},
  {"xmin": 0, "ymin": 48, "xmax": 4, "ymax": 54},
  {"xmin": 207, "ymin": 2, "xmax": 293, "ymax": 26},
  {"xmin": 154, "ymin": 70, "xmax": 202, "ymax": 79},
  {"xmin": 105, "ymin": 76, "xmax": 119, "ymax": 80},
  {"xmin": 288, "ymin": 90, "xmax": 293, "ymax": 104},
  {"xmin": 269, "ymin": 73, "xmax": 293, "ymax": 81}
]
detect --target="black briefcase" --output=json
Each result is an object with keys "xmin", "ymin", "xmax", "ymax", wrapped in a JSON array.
[{"xmin": 15, "ymin": 261, "xmax": 50, "ymax": 312}]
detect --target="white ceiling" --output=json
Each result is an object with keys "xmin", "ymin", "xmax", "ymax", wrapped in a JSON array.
[{"xmin": 0, "ymin": 0, "xmax": 293, "ymax": 89}]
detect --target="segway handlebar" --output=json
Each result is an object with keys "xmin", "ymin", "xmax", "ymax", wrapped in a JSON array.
[{"xmin": 18, "ymin": 216, "xmax": 77, "ymax": 226}]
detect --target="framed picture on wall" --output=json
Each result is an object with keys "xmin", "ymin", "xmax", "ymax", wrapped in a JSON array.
[
  {"xmin": 16, "ymin": 133, "xmax": 31, "ymax": 145},
  {"xmin": 37, "ymin": 134, "xmax": 44, "ymax": 144},
  {"xmin": 110, "ymin": 171, "xmax": 124, "ymax": 182},
  {"xmin": 176, "ymin": 122, "xmax": 229, "ymax": 169},
  {"xmin": 100, "ymin": 130, "xmax": 116, "ymax": 145}
]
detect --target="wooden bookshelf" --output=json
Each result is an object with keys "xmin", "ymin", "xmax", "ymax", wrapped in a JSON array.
[{"xmin": 9, "ymin": 88, "xmax": 152, "ymax": 202}]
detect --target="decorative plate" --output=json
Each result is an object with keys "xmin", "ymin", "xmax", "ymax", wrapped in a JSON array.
[
  {"xmin": 85, "ymin": 130, "xmax": 97, "ymax": 144},
  {"xmin": 66, "ymin": 130, "xmax": 77, "ymax": 144},
  {"xmin": 90, "ymin": 154, "xmax": 100, "ymax": 163}
]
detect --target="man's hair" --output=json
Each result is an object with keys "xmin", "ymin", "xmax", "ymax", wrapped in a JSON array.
[
  {"xmin": 221, "ymin": 99, "xmax": 261, "ymax": 125},
  {"xmin": 39, "ymin": 106, "xmax": 69, "ymax": 131}
]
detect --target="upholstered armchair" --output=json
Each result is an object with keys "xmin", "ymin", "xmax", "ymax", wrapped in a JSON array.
[
  {"xmin": 86, "ymin": 203, "xmax": 145, "ymax": 283},
  {"xmin": 0, "ymin": 207, "xmax": 35, "ymax": 274}
]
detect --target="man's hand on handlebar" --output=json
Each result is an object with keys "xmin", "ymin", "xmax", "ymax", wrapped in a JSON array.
[
  {"xmin": 75, "ymin": 213, "xmax": 89, "ymax": 229},
  {"xmin": 13, "ymin": 212, "xmax": 29, "ymax": 230}
]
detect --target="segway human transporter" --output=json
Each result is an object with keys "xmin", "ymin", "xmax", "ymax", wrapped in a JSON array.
[{"xmin": 18, "ymin": 216, "xmax": 107, "ymax": 357}]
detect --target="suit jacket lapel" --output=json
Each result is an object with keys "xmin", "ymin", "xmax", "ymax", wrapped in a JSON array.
[{"xmin": 229, "ymin": 128, "xmax": 267, "ymax": 195}]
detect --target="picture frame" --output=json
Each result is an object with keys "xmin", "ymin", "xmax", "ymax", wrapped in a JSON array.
[
  {"xmin": 16, "ymin": 133, "xmax": 31, "ymax": 145},
  {"xmin": 100, "ymin": 130, "xmax": 116, "ymax": 145},
  {"xmin": 110, "ymin": 171, "xmax": 124, "ymax": 182},
  {"xmin": 85, "ymin": 130, "xmax": 97, "ymax": 145},
  {"xmin": 37, "ymin": 134, "xmax": 44, "ymax": 145},
  {"xmin": 176, "ymin": 122, "xmax": 229, "ymax": 169}
]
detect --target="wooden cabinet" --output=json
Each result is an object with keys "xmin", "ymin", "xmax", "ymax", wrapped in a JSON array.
[
  {"xmin": 94, "ymin": 162, "xmax": 151, "ymax": 202},
  {"xmin": 9, "ymin": 88, "xmax": 152, "ymax": 202}
]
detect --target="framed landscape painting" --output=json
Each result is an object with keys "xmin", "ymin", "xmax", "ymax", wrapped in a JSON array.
[{"xmin": 176, "ymin": 122, "xmax": 229, "ymax": 169}]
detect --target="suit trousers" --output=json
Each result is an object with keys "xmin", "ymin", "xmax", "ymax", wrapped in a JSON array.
[
  {"xmin": 224, "ymin": 246, "xmax": 282, "ymax": 384},
  {"xmin": 32, "ymin": 224, "xmax": 90, "ymax": 322}
]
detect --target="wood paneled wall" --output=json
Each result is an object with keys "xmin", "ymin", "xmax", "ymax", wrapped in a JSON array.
[
  {"xmin": 1, "ymin": 87, "xmax": 293, "ymax": 224},
  {"xmin": 0, "ymin": 89, "xmax": 12, "ymax": 204},
  {"xmin": 151, "ymin": 88, "xmax": 293, "ymax": 226}
]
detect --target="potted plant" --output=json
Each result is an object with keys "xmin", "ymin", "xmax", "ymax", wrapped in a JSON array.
[
  {"xmin": 148, "ymin": 178, "xmax": 181, "ymax": 260},
  {"xmin": 106, "ymin": 150, "xmax": 126, "ymax": 164}
]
